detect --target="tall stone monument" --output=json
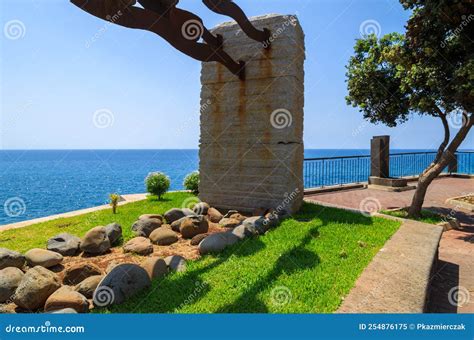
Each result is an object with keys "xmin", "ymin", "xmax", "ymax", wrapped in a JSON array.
[{"xmin": 199, "ymin": 14, "xmax": 305, "ymax": 214}]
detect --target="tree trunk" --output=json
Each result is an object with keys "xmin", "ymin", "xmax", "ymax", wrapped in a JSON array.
[{"xmin": 408, "ymin": 113, "xmax": 473, "ymax": 218}]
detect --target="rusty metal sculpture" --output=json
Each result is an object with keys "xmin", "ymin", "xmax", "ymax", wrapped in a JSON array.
[{"xmin": 71, "ymin": 0, "xmax": 271, "ymax": 80}]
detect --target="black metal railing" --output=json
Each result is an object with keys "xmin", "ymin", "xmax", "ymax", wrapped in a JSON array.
[{"xmin": 304, "ymin": 151, "xmax": 474, "ymax": 189}]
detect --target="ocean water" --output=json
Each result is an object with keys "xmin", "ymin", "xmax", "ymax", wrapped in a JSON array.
[{"xmin": 0, "ymin": 149, "xmax": 471, "ymax": 225}]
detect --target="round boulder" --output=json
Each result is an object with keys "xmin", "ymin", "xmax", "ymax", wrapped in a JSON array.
[
  {"xmin": 198, "ymin": 232, "xmax": 240, "ymax": 255},
  {"xmin": 131, "ymin": 218, "xmax": 162, "ymax": 237},
  {"xmin": 164, "ymin": 255, "xmax": 186, "ymax": 272},
  {"xmin": 242, "ymin": 216, "xmax": 269, "ymax": 235},
  {"xmin": 179, "ymin": 216, "xmax": 209, "ymax": 239},
  {"xmin": 164, "ymin": 208, "xmax": 194, "ymax": 224},
  {"xmin": 25, "ymin": 249, "xmax": 63, "ymax": 268},
  {"xmin": 193, "ymin": 202, "xmax": 210, "ymax": 215},
  {"xmin": 123, "ymin": 237, "xmax": 153, "ymax": 255},
  {"xmin": 104, "ymin": 223, "xmax": 122, "ymax": 246},
  {"xmin": 47, "ymin": 233, "xmax": 81, "ymax": 256},
  {"xmin": 44, "ymin": 286, "xmax": 89, "ymax": 313},
  {"xmin": 149, "ymin": 228, "xmax": 178, "ymax": 246},
  {"xmin": 207, "ymin": 207, "xmax": 223, "ymax": 223},
  {"xmin": 190, "ymin": 233, "xmax": 209, "ymax": 246},
  {"xmin": 74, "ymin": 275, "xmax": 103, "ymax": 299},
  {"xmin": 63, "ymin": 263, "xmax": 102, "ymax": 285},
  {"xmin": 0, "ymin": 248, "xmax": 25, "ymax": 270},
  {"xmin": 80, "ymin": 226, "xmax": 111, "ymax": 255},
  {"xmin": 13, "ymin": 266, "xmax": 61, "ymax": 310},
  {"xmin": 0, "ymin": 267, "xmax": 24, "ymax": 303},
  {"xmin": 141, "ymin": 257, "xmax": 168, "ymax": 280},
  {"xmin": 94, "ymin": 264, "xmax": 151, "ymax": 307}
]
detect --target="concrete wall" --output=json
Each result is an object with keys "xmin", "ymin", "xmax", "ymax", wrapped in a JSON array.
[{"xmin": 199, "ymin": 14, "xmax": 305, "ymax": 214}]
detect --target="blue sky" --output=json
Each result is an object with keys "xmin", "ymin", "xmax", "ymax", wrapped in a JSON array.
[{"xmin": 1, "ymin": 0, "xmax": 472, "ymax": 150}]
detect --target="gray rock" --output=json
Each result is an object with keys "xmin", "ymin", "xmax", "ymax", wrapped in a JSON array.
[
  {"xmin": 123, "ymin": 237, "xmax": 154, "ymax": 256},
  {"xmin": 13, "ymin": 266, "xmax": 61, "ymax": 310},
  {"xmin": 232, "ymin": 224, "xmax": 257, "ymax": 240},
  {"xmin": 193, "ymin": 202, "xmax": 210, "ymax": 215},
  {"xmin": 179, "ymin": 216, "xmax": 209, "ymax": 239},
  {"xmin": 149, "ymin": 228, "xmax": 179, "ymax": 246},
  {"xmin": 141, "ymin": 257, "xmax": 168, "ymax": 279},
  {"xmin": 47, "ymin": 233, "xmax": 81, "ymax": 256},
  {"xmin": 219, "ymin": 218, "xmax": 242, "ymax": 229},
  {"xmin": 74, "ymin": 275, "xmax": 103, "ymax": 299},
  {"xmin": 164, "ymin": 208, "xmax": 194, "ymax": 224},
  {"xmin": 164, "ymin": 255, "xmax": 186, "ymax": 272},
  {"xmin": 44, "ymin": 286, "xmax": 89, "ymax": 313},
  {"xmin": 104, "ymin": 223, "xmax": 122, "ymax": 246},
  {"xmin": 0, "ymin": 248, "xmax": 25, "ymax": 270},
  {"xmin": 63, "ymin": 263, "xmax": 102, "ymax": 285},
  {"xmin": 198, "ymin": 232, "xmax": 240, "ymax": 255},
  {"xmin": 223, "ymin": 210, "xmax": 239, "ymax": 218},
  {"xmin": 25, "ymin": 249, "xmax": 63, "ymax": 268},
  {"xmin": 139, "ymin": 214, "xmax": 163, "ymax": 221},
  {"xmin": 80, "ymin": 226, "xmax": 111, "ymax": 255},
  {"xmin": 170, "ymin": 215, "xmax": 197, "ymax": 232},
  {"xmin": 207, "ymin": 207, "xmax": 223, "ymax": 223},
  {"xmin": 190, "ymin": 233, "xmax": 209, "ymax": 246},
  {"xmin": 131, "ymin": 218, "xmax": 162, "ymax": 237},
  {"xmin": 48, "ymin": 308, "xmax": 78, "ymax": 314},
  {"xmin": 94, "ymin": 264, "xmax": 151, "ymax": 306},
  {"xmin": 0, "ymin": 267, "xmax": 24, "ymax": 303}
]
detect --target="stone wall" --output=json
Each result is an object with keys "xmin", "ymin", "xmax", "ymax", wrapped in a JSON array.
[{"xmin": 199, "ymin": 14, "xmax": 305, "ymax": 214}]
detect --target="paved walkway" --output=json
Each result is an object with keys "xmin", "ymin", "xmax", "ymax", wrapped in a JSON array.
[{"xmin": 305, "ymin": 177, "xmax": 474, "ymax": 313}]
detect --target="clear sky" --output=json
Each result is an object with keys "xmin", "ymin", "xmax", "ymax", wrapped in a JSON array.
[{"xmin": 1, "ymin": 0, "xmax": 472, "ymax": 150}]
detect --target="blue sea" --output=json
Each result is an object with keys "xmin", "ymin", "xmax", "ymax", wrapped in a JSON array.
[{"xmin": 0, "ymin": 149, "xmax": 471, "ymax": 225}]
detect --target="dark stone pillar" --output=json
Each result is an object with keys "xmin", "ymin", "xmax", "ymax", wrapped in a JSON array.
[{"xmin": 370, "ymin": 136, "xmax": 390, "ymax": 178}]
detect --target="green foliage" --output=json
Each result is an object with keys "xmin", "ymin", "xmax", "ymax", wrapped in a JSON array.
[
  {"xmin": 183, "ymin": 171, "xmax": 199, "ymax": 195},
  {"xmin": 145, "ymin": 172, "xmax": 170, "ymax": 199},
  {"xmin": 346, "ymin": 0, "xmax": 473, "ymax": 126},
  {"xmin": 109, "ymin": 193, "xmax": 120, "ymax": 214}
]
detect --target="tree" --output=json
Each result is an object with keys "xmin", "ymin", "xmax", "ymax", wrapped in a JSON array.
[{"xmin": 346, "ymin": 0, "xmax": 473, "ymax": 218}]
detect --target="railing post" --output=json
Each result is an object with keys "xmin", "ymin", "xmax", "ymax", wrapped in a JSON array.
[
  {"xmin": 370, "ymin": 135, "xmax": 390, "ymax": 178},
  {"xmin": 448, "ymin": 154, "xmax": 458, "ymax": 174}
]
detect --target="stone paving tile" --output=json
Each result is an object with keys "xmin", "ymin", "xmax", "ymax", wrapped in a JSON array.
[{"xmin": 305, "ymin": 177, "xmax": 474, "ymax": 314}]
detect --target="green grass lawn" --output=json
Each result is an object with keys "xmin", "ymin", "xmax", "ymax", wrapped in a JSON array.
[
  {"xmin": 381, "ymin": 208, "xmax": 444, "ymax": 225},
  {"xmin": 0, "ymin": 193, "xmax": 400, "ymax": 313},
  {"xmin": 0, "ymin": 192, "xmax": 194, "ymax": 253}
]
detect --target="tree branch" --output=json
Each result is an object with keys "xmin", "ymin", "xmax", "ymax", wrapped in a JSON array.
[{"xmin": 433, "ymin": 107, "xmax": 450, "ymax": 164}]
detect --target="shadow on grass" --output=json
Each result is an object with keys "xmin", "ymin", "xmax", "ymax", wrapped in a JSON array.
[{"xmin": 106, "ymin": 202, "xmax": 373, "ymax": 313}]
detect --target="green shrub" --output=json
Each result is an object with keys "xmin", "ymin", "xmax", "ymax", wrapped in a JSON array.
[
  {"xmin": 145, "ymin": 172, "xmax": 170, "ymax": 200},
  {"xmin": 183, "ymin": 171, "xmax": 199, "ymax": 195}
]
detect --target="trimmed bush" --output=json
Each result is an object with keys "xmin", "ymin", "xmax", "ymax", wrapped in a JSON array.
[
  {"xmin": 145, "ymin": 172, "xmax": 170, "ymax": 200},
  {"xmin": 183, "ymin": 171, "xmax": 199, "ymax": 195}
]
